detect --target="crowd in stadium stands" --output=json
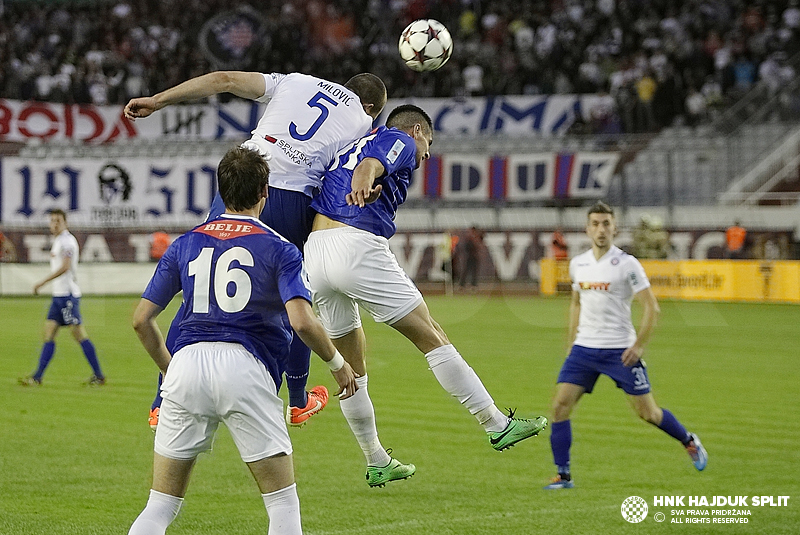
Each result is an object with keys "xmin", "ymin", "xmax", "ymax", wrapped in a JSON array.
[{"xmin": 2, "ymin": 0, "xmax": 799, "ymax": 133}]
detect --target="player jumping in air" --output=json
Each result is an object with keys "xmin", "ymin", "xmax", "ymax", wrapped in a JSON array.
[
  {"xmin": 544, "ymin": 201, "xmax": 707, "ymax": 490},
  {"xmin": 124, "ymin": 70, "xmax": 386, "ymax": 428},
  {"xmin": 304, "ymin": 104, "xmax": 548, "ymax": 487}
]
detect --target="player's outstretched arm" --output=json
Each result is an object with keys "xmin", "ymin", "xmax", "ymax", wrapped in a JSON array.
[
  {"xmin": 124, "ymin": 71, "xmax": 266, "ymax": 120},
  {"xmin": 285, "ymin": 298, "xmax": 359, "ymax": 399},
  {"xmin": 132, "ymin": 298, "xmax": 171, "ymax": 374}
]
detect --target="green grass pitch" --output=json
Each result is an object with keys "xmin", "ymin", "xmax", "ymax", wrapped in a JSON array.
[{"xmin": 2, "ymin": 295, "xmax": 799, "ymax": 534}]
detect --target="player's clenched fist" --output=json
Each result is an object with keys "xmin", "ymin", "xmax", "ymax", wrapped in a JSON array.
[{"xmin": 123, "ymin": 97, "xmax": 159, "ymax": 121}]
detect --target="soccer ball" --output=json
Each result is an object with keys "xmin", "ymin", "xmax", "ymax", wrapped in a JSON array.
[{"xmin": 398, "ymin": 19, "xmax": 453, "ymax": 72}]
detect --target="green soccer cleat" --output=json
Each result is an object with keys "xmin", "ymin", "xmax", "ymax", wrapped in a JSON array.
[
  {"xmin": 489, "ymin": 410, "xmax": 548, "ymax": 451},
  {"xmin": 366, "ymin": 456, "xmax": 416, "ymax": 488}
]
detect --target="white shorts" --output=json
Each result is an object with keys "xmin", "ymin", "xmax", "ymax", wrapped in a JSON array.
[
  {"xmin": 155, "ymin": 342, "xmax": 292, "ymax": 463},
  {"xmin": 304, "ymin": 226, "xmax": 423, "ymax": 338}
]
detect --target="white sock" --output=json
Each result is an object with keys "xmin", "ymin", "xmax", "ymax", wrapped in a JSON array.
[
  {"xmin": 262, "ymin": 484, "xmax": 302, "ymax": 535},
  {"xmin": 425, "ymin": 344, "xmax": 508, "ymax": 433},
  {"xmin": 128, "ymin": 489, "xmax": 183, "ymax": 535},
  {"xmin": 339, "ymin": 375, "xmax": 391, "ymax": 467}
]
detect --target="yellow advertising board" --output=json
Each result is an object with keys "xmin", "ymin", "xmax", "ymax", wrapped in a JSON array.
[{"xmin": 540, "ymin": 259, "xmax": 800, "ymax": 303}]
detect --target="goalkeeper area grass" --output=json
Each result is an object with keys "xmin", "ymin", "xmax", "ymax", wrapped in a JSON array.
[{"xmin": 3, "ymin": 295, "xmax": 799, "ymax": 534}]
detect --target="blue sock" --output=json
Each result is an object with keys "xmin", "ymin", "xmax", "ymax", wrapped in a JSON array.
[
  {"xmin": 33, "ymin": 341, "xmax": 56, "ymax": 381},
  {"xmin": 151, "ymin": 373, "xmax": 163, "ymax": 411},
  {"xmin": 550, "ymin": 420, "xmax": 572, "ymax": 473},
  {"xmin": 658, "ymin": 408, "xmax": 690, "ymax": 444},
  {"xmin": 80, "ymin": 339, "xmax": 104, "ymax": 379},
  {"xmin": 286, "ymin": 334, "xmax": 311, "ymax": 408}
]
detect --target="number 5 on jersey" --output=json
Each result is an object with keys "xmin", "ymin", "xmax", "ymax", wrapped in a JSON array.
[{"xmin": 289, "ymin": 92, "xmax": 339, "ymax": 141}]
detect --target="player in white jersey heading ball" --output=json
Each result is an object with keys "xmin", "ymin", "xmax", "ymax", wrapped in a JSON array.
[
  {"xmin": 124, "ymin": 70, "xmax": 386, "ymax": 428},
  {"xmin": 544, "ymin": 201, "xmax": 707, "ymax": 490},
  {"xmin": 19, "ymin": 209, "xmax": 105, "ymax": 386}
]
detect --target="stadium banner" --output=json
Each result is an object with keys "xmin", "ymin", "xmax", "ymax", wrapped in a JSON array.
[
  {"xmin": 4, "ymin": 228, "xmax": 794, "ymax": 287},
  {"xmin": 540, "ymin": 258, "xmax": 800, "ymax": 303},
  {"xmin": 0, "ymin": 151, "xmax": 617, "ymax": 225},
  {"xmin": 0, "ymin": 94, "xmax": 612, "ymax": 143},
  {"xmin": 0, "ymin": 262, "xmax": 156, "ymax": 296},
  {"xmin": 0, "ymin": 156, "xmax": 219, "ymax": 226}
]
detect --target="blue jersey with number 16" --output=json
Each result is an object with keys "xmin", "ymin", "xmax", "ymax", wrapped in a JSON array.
[
  {"xmin": 311, "ymin": 126, "xmax": 417, "ymax": 239},
  {"xmin": 142, "ymin": 214, "xmax": 310, "ymax": 388}
]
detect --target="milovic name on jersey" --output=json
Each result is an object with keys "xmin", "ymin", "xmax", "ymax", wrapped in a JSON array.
[{"xmin": 316, "ymin": 81, "xmax": 355, "ymax": 106}]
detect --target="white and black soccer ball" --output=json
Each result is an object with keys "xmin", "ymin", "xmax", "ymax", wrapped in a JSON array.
[{"xmin": 398, "ymin": 19, "xmax": 453, "ymax": 72}]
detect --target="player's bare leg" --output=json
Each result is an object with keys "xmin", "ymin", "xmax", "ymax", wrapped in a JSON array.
[
  {"xmin": 332, "ymin": 327, "xmax": 415, "ymax": 486},
  {"xmin": 128, "ymin": 454, "xmax": 194, "ymax": 535},
  {"xmin": 391, "ymin": 302, "xmax": 547, "ymax": 450}
]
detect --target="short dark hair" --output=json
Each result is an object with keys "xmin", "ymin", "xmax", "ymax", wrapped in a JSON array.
[
  {"xmin": 385, "ymin": 104, "xmax": 433, "ymax": 134},
  {"xmin": 49, "ymin": 208, "xmax": 67, "ymax": 221},
  {"xmin": 217, "ymin": 147, "xmax": 269, "ymax": 212},
  {"xmin": 587, "ymin": 201, "xmax": 614, "ymax": 218},
  {"xmin": 344, "ymin": 73, "xmax": 387, "ymax": 117}
]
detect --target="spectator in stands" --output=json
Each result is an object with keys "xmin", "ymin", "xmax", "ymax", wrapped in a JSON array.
[
  {"xmin": 149, "ymin": 230, "xmax": 171, "ymax": 262},
  {"xmin": 633, "ymin": 215, "xmax": 670, "ymax": 259},
  {"xmin": 0, "ymin": 226, "xmax": 19, "ymax": 262},
  {"xmin": 551, "ymin": 228, "xmax": 569, "ymax": 261},
  {"xmin": 459, "ymin": 226, "xmax": 484, "ymax": 291},
  {"xmin": 439, "ymin": 230, "xmax": 456, "ymax": 288},
  {"xmin": 685, "ymin": 86, "xmax": 708, "ymax": 126},
  {"xmin": 2, "ymin": 0, "xmax": 799, "ymax": 131},
  {"xmin": 725, "ymin": 220, "xmax": 748, "ymax": 259},
  {"xmin": 635, "ymin": 69, "xmax": 658, "ymax": 132}
]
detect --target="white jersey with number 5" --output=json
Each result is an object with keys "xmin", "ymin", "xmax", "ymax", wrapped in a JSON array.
[
  {"xmin": 570, "ymin": 245, "xmax": 650, "ymax": 348},
  {"xmin": 243, "ymin": 73, "xmax": 373, "ymax": 196}
]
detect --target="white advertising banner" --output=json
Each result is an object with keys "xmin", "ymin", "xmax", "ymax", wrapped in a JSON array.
[{"xmin": 0, "ymin": 94, "xmax": 613, "ymax": 143}]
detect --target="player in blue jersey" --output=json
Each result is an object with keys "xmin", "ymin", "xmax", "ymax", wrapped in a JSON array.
[
  {"xmin": 543, "ymin": 202, "xmax": 707, "ymax": 490},
  {"xmin": 127, "ymin": 147, "xmax": 358, "ymax": 535},
  {"xmin": 125, "ymin": 70, "xmax": 387, "ymax": 428},
  {"xmin": 304, "ymin": 105, "xmax": 548, "ymax": 488}
]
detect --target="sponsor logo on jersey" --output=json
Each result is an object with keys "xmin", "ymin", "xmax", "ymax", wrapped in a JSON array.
[
  {"xmin": 579, "ymin": 281, "xmax": 610, "ymax": 291},
  {"xmin": 196, "ymin": 219, "xmax": 267, "ymax": 240},
  {"xmin": 277, "ymin": 139, "xmax": 312, "ymax": 167},
  {"xmin": 387, "ymin": 139, "xmax": 406, "ymax": 164}
]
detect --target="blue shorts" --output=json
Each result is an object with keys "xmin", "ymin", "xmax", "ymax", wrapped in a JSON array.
[
  {"xmin": 557, "ymin": 345, "xmax": 651, "ymax": 395},
  {"xmin": 47, "ymin": 296, "xmax": 82, "ymax": 326},
  {"xmin": 208, "ymin": 186, "xmax": 315, "ymax": 250}
]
